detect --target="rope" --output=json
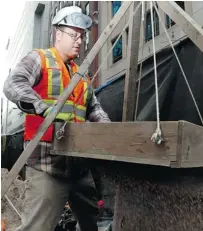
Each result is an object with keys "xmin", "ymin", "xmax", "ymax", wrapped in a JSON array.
[
  {"xmin": 153, "ymin": 2, "xmax": 203, "ymax": 125},
  {"xmin": 150, "ymin": 1, "xmax": 163, "ymax": 145},
  {"xmin": 4, "ymin": 194, "xmax": 22, "ymax": 220}
]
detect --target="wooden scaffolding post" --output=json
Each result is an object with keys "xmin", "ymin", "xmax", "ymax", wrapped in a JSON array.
[
  {"xmin": 122, "ymin": 1, "xmax": 142, "ymax": 121},
  {"xmin": 113, "ymin": 2, "xmax": 142, "ymax": 231}
]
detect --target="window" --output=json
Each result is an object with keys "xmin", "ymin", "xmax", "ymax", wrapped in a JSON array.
[
  {"xmin": 145, "ymin": 7, "xmax": 159, "ymax": 42},
  {"xmin": 112, "ymin": 37, "xmax": 122, "ymax": 63},
  {"xmin": 112, "ymin": 1, "xmax": 121, "ymax": 17},
  {"xmin": 165, "ymin": 14, "xmax": 175, "ymax": 29},
  {"xmin": 165, "ymin": 2, "xmax": 184, "ymax": 29}
]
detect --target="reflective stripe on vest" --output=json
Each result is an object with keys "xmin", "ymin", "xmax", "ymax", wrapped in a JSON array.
[
  {"xmin": 41, "ymin": 49, "xmax": 63, "ymax": 98},
  {"xmin": 43, "ymin": 99, "xmax": 86, "ymax": 120},
  {"xmin": 40, "ymin": 48, "xmax": 90, "ymax": 103}
]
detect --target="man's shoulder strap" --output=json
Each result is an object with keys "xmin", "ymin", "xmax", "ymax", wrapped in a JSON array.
[
  {"xmin": 34, "ymin": 48, "xmax": 47, "ymax": 71},
  {"xmin": 35, "ymin": 48, "xmax": 61, "ymax": 70}
]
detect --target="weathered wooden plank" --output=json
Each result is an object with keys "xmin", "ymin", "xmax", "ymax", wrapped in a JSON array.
[
  {"xmin": 52, "ymin": 150, "xmax": 173, "ymax": 167},
  {"xmin": 51, "ymin": 122, "xmax": 179, "ymax": 166},
  {"xmin": 122, "ymin": 1, "xmax": 141, "ymax": 121},
  {"xmin": 180, "ymin": 121, "xmax": 203, "ymax": 167}
]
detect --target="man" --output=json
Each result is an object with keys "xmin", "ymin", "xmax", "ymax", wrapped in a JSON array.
[{"xmin": 3, "ymin": 6, "xmax": 110, "ymax": 231}]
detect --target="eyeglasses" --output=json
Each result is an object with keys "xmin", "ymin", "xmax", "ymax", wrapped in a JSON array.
[{"xmin": 59, "ymin": 29, "xmax": 86, "ymax": 42}]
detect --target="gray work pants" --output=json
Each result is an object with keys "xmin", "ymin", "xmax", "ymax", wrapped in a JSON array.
[{"xmin": 17, "ymin": 167, "xmax": 99, "ymax": 231}]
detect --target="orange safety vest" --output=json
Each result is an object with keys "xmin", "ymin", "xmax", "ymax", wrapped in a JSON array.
[{"xmin": 24, "ymin": 47, "xmax": 91, "ymax": 142}]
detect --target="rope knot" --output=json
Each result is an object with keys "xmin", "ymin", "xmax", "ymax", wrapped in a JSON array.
[{"xmin": 151, "ymin": 128, "xmax": 163, "ymax": 145}]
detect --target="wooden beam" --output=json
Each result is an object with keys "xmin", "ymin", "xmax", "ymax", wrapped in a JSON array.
[
  {"xmin": 157, "ymin": 1, "xmax": 203, "ymax": 52},
  {"xmin": 1, "ymin": 1, "xmax": 133, "ymax": 199},
  {"xmin": 52, "ymin": 121, "xmax": 178, "ymax": 166},
  {"xmin": 119, "ymin": 3, "xmax": 141, "ymax": 230},
  {"xmin": 122, "ymin": 1, "xmax": 142, "ymax": 121},
  {"xmin": 172, "ymin": 121, "xmax": 203, "ymax": 168},
  {"xmin": 51, "ymin": 121, "xmax": 203, "ymax": 168},
  {"xmin": 51, "ymin": 121, "xmax": 176, "ymax": 166}
]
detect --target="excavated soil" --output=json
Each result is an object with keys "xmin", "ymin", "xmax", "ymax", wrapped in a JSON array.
[
  {"xmin": 2, "ymin": 162, "xmax": 203, "ymax": 231},
  {"xmin": 100, "ymin": 161, "xmax": 203, "ymax": 231},
  {"xmin": 1, "ymin": 168, "xmax": 37, "ymax": 231}
]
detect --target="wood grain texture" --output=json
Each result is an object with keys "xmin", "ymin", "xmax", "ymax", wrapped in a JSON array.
[
  {"xmin": 52, "ymin": 121, "xmax": 179, "ymax": 166},
  {"xmin": 180, "ymin": 121, "xmax": 203, "ymax": 167},
  {"xmin": 122, "ymin": 1, "xmax": 141, "ymax": 121}
]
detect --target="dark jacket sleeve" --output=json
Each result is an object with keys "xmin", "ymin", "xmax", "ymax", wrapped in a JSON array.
[{"xmin": 86, "ymin": 90, "xmax": 111, "ymax": 122}]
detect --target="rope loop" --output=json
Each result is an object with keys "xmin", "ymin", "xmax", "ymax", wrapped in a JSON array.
[{"xmin": 151, "ymin": 127, "xmax": 163, "ymax": 145}]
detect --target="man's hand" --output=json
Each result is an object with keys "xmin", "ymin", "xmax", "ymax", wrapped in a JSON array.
[{"xmin": 42, "ymin": 107, "xmax": 71, "ymax": 121}]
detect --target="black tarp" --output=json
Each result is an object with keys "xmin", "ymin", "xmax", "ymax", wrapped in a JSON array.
[{"xmin": 96, "ymin": 38, "xmax": 203, "ymax": 125}]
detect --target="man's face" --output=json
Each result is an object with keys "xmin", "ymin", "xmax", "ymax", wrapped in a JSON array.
[{"xmin": 56, "ymin": 26, "xmax": 85, "ymax": 59}]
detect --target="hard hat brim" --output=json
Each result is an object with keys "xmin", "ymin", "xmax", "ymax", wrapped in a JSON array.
[{"xmin": 52, "ymin": 12, "xmax": 92, "ymax": 30}]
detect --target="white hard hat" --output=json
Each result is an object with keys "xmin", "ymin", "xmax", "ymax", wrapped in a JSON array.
[{"xmin": 52, "ymin": 6, "xmax": 92, "ymax": 30}]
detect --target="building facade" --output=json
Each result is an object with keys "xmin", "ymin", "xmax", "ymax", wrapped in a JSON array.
[
  {"xmin": 98, "ymin": 1, "xmax": 203, "ymax": 85},
  {"xmin": 2, "ymin": 1, "xmax": 51, "ymax": 135}
]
